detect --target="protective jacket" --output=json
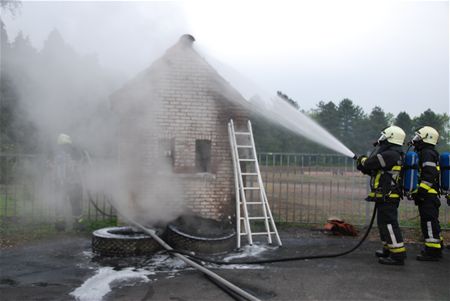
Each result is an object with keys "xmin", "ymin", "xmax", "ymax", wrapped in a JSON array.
[
  {"xmin": 415, "ymin": 144, "xmax": 440, "ymax": 196},
  {"xmin": 358, "ymin": 143, "xmax": 403, "ymax": 202}
]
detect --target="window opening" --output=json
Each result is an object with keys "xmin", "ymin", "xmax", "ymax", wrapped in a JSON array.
[{"xmin": 195, "ymin": 140, "xmax": 211, "ymax": 172}]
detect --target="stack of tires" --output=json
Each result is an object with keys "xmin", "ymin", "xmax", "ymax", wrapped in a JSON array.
[{"xmin": 91, "ymin": 215, "xmax": 235, "ymax": 257}]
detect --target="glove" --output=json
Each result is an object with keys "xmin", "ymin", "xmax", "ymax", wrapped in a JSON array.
[{"xmin": 356, "ymin": 156, "xmax": 367, "ymax": 171}]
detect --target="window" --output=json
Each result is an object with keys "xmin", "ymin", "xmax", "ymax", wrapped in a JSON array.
[{"xmin": 195, "ymin": 140, "xmax": 211, "ymax": 172}]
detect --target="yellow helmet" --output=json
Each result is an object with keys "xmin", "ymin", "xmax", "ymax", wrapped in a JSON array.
[
  {"xmin": 377, "ymin": 125, "xmax": 405, "ymax": 146},
  {"xmin": 412, "ymin": 126, "xmax": 439, "ymax": 145},
  {"xmin": 57, "ymin": 133, "xmax": 72, "ymax": 145}
]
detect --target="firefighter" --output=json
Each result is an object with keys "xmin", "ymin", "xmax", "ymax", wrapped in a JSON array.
[
  {"xmin": 53, "ymin": 133, "xmax": 85, "ymax": 231},
  {"xmin": 410, "ymin": 126, "xmax": 443, "ymax": 261},
  {"xmin": 356, "ymin": 126, "xmax": 406, "ymax": 265}
]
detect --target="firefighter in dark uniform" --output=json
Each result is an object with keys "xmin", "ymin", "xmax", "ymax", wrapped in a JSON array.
[
  {"xmin": 356, "ymin": 126, "xmax": 407, "ymax": 265},
  {"xmin": 410, "ymin": 126, "xmax": 443, "ymax": 261},
  {"xmin": 54, "ymin": 133, "xmax": 85, "ymax": 231}
]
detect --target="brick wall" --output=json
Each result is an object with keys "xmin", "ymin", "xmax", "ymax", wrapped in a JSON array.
[{"xmin": 112, "ymin": 36, "xmax": 249, "ymax": 221}]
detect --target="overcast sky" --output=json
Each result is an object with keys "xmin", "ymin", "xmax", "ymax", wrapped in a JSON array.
[{"xmin": 2, "ymin": 0, "xmax": 449, "ymax": 117}]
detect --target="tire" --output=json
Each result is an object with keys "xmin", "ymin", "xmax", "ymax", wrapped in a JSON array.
[
  {"xmin": 166, "ymin": 216, "xmax": 236, "ymax": 255},
  {"xmin": 92, "ymin": 226, "xmax": 162, "ymax": 257}
]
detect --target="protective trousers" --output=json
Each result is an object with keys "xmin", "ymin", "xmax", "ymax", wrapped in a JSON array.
[
  {"xmin": 418, "ymin": 196, "xmax": 442, "ymax": 255},
  {"xmin": 377, "ymin": 202, "xmax": 406, "ymax": 259},
  {"xmin": 67, "ymin": 183, "xmax": 83, "ymax": 231}
]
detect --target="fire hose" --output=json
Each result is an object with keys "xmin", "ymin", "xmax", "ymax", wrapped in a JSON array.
[
  {"xmin": 127, "ymin": 219, "xmax": 262, "ymax": 301},
  {"xmin": 167, "ymin": 204, "xmax": 377, "ymax": 265},
  {"xmin": 124, "ymin": 204, "xmax": 377, "ymax": 301}
]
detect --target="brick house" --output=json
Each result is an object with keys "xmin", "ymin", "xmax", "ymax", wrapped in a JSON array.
[{"xmin": 111, "ymin": 34, "xmax": 249, "ymax": 221}]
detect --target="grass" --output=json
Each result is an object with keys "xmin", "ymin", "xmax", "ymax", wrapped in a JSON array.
[
  {"xmin": 79, "ymin": 217, "xmax": 118, "ymax": 232},
  {"xmin": 0, "ymin": 195, "xmax": 21, "ymax": 217},
  {"xmin": 0, "ymin": 217, "xmax": 117, "ymax": 249},
  {"xmin": 0, "ymin": 222, "xmax": 58, "ymax": 248}
]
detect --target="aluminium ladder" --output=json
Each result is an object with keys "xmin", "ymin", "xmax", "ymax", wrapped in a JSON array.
[{"xmin": 228, "ymin": 119, "xmax": 282, "ymax": 248}]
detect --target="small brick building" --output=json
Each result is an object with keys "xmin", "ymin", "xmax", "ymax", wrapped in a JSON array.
[{"xmin": 111, "ymin": 34, "xmax": 249, "ymax": 221}]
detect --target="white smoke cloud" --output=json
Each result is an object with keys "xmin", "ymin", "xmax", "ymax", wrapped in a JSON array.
[{"xmin": 2, "ymin": 2, "xmax": 190, "ymax": 226}]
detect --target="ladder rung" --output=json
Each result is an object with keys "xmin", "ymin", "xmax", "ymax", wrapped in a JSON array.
[
  {"xmin": 235, "ymin": 132, "xmax": 251, "ymax": 135},
  {"xmin": 239, "ymin": 232, "xmax": 275, "ymax": 236},
  {"xmin": 239, "ymin": 159, "xmax": 256, "ymax": 162},
  {"xmin": 240, "ymin": 202, "xmax": 263, "ymax": 205},
  {"xmin": 241, "ymin": 173, "xmax": 258, "ymax": 176},
  {"xmin": 236, "ymin": 145, "xmax": 253, "ymax": 148},
  {"xmin": 240, "ymin": 217, "xmax": 270, "ymax": 220},
  {"xmin": 243, "ymin": 187, "xmax": 260, "ymax": 190}
]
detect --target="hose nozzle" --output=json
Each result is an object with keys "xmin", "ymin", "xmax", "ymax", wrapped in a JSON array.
[{"xmin": 352, "ymin": 155, "xmax": 358, "ymax": 161}]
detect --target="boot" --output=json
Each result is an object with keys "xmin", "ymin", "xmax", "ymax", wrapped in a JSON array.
[
  {"xmin": 378, "ymin": 257, "xmax": 405, "ymax": 266},
  {"xmin": 416, "ymin": 250, "xmax": 441, "ymax": 262},
  {"xmin": 375, "ymin": 248, "xmax": 389, "ymax": 258}
]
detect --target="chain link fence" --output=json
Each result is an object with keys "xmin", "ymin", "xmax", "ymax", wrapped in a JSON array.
[{"xmin": 1, "ymin": 152, "xmax": 449, "ymax": 229}]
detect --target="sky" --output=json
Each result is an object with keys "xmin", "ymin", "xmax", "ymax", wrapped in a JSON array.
[{"xmin": 1, "ymin": 0, "xmax": 449, "ymax": 117}]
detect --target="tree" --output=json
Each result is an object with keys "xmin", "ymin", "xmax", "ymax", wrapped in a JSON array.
[
  {"xmin": 350, "ymin": 106, "xmax": 389, "ymax": 154},
  {"xmin": 0, "ymin": 0, "xmax": 21, "ymax": 16},
  {"xmin": 413, "ymin": 109, "xmax": 443, "ymax": 130},
  {"xmin": 11, "ymin": 31, "xmax": 37, "ymax": 65},
  {"xmin": 368, "ymin": 106, "xmax": 388, "ymax": 131},
  {"xmin": 312, "ymin": 101, "xmax": 340, "ymax": 137},
  {"xmin": 413, "ymin": 109, "xmax": 449, "ymax": 152},
  {"xmin": 277, "ymin": 91, "xmax": 299, "ymax": 110},
  {"xmin": 337, "ymin": 98, "xmax": 365, "ymax": 152},
  {"xmin": 395, "ymin": 111, "xmax": 413, "ymax": 139}
]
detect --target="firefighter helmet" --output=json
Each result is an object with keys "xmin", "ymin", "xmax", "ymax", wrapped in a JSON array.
[
  {"xmin": 412, "ymin": 126, "xmax": 439, "ymax": 146},
  {"xmin": 57, "ymin": 133, "xmax": 72, "ymax": 145},
  {"xmin": 377, "ymin": 126, "xmax": 405, "ymax": 146}
]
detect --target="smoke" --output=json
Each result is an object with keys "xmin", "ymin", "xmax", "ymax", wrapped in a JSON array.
[
  {"xmin": 2, "ymin": 2, "xmax": 189, "ymax": 226},
  {"xmin": 3, "ymin": 1, "xmax": 356, "ymax": 230}
]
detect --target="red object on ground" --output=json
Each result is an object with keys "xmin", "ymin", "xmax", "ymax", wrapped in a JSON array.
[{"xmin": 324, "ymin": 218, "xmax": 358, "ymax": 236}]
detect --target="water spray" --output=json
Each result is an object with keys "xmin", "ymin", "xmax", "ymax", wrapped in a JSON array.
[{"xmin": 195, "ymin": 44, "xmax": 356, "ymax": 158}]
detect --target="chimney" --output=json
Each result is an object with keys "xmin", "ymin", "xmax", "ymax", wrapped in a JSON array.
[{"xmin": 179, "ymin": 34, "xmax": 195, "ymax": 46}]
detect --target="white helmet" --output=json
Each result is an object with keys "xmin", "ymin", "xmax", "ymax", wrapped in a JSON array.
[
  {"xmin": 412, "ymin": 126, "xmax": 439, "ymax": 146},
  {"xmin": 377, "ymin": 125, "xmax": 405, "ymax": 146},
  {"xmin": 57, "ymin": 133, "xmax": 72, "ymax": 145}
]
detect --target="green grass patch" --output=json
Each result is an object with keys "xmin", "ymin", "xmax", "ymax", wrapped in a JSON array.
[
  {"xmin": 79, "ymin": 217, "xmax": 117, "ymax": 232},
  {"xmin": 0, "ymin": 222, "xmax": 58, "ymax": 248},
  {"xmin": 0, "ymin": 217, "xmax": 118, "ymax": 248}
]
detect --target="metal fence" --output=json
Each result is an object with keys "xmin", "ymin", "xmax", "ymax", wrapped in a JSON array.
[
  {"xmin": 1, "ymin": 152, "xmax": 449, "ymax": 228},
  {"xmin": 0, "ymin": 153, "xmax": 115, "ymax": 224},
  {"xmin": 256, "ymin": 152, "xmax": 450, "ymax": 228}
]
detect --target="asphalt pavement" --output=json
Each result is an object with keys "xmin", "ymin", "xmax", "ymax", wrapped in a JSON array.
[{"xmin": 0, "ymin": 231, "xmax": 449, "ymax": 301}]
